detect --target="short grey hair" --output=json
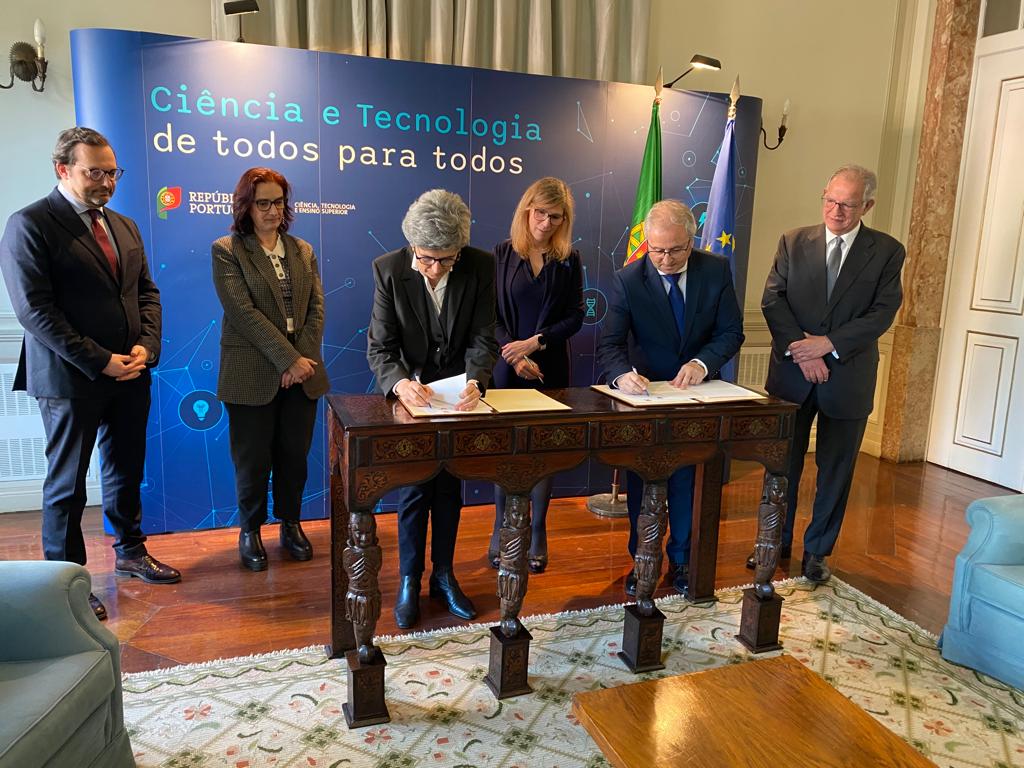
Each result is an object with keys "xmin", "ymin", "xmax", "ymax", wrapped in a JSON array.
[
  {"xmin": 827, "ymin": 164, "xmax": 878, "ymax": 204},
  {"xmin": 52, "ymin": 127, "xmax": 111, "ymax": 178},
  {"xmin": 401, "ymin": 189, "xmax": 471, "ymax": 250},
  {"xmin": 644, "ymin": 199, "xmax": 697, "ymax": 238}
]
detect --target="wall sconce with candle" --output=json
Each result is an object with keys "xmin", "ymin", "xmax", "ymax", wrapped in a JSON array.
[{"xmin": 1, "ymin": 19, "xmax": 47, "ymax": 93}]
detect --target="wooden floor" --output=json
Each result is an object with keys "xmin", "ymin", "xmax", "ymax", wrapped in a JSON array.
[{"xmin": 0, "ymin": 456, "xmax": 1012, "ymax": 673}]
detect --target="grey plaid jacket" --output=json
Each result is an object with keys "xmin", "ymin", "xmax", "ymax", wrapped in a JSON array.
[{"xmin": 212, "ymin": 233, "xmax": 329, "ymax": 406}]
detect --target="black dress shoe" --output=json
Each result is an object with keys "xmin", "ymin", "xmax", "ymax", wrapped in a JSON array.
[
  {"xmin": 239, "ymin": 530, "xmax": 268, "ymax": 572},
  {"xmin": 429, "ymin": 567, "xmax": 476, "ymax": 620},
  {"xmin": 802, "ymin": 553, "xmax": 832, "ymax": 584},
  {"xmin": 669, "ymin": 563, "xmax": 690, "ymax": 595},
  {"xmin": 115, "ymin": 553, "xmax": 182, "ymax": 584},
  {"xmin": 394, "ymin": 575, "xmax": 421, "ymax": 629},
  {"xmin": 624, "ymin": 569, "xmax": 637, "ymax": 597},
  {"xmin": 88, "ymin": 593, "xmax": 107, "ymax": 621},
  {"xmin": 745, "ymin": 545, "xmax": 793, "ymax": 570},
  {"xmin": 279, "ymin": 521, "xmax": 313, "ymax": 561}
]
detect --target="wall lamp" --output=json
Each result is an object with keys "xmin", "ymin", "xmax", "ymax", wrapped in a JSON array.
[
  {"xmin": 664, "ymin": 54, "xmax": 721, "ymax": 88},
  {"xmin": 762, "ymin": 99, "xmax": 789, "ymax": 151},
  {"xmin": 1, "ymin": 19, "xmax": 47, "ymax": 93},
  {"xmin": 224, "ymin": 0, "xmax": 260, "ymax": 44}
]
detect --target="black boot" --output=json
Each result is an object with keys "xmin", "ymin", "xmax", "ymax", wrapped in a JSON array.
[
  {"xmin": 239, "ymin": 530, "xmax": 268, "ymax": 571},
  {"xmin": 279, "ymin": 521, "xmax": 313, "ymax": 561},
  {"xmin": 394, "ymin": 575, "xmax": 421, "ymax": 629},
  {"xmin": 429, "ymin": 567, "xmax": 476, "ymax": 620}
]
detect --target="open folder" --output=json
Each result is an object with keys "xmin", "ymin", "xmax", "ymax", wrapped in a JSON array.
[{"xmin": 592, "ymin": 379, "xmax": 764, "ymax": 407}]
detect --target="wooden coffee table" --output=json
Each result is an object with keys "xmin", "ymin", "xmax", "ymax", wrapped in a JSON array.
[{"xmin": 572, "ymin": 654, "xmax": 934, "ymax": 767}]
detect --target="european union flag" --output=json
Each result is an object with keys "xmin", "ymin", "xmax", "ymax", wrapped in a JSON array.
[
  {"xmin": 701, "ymin": 114, "xmax": 738, "ymax": 381},
  {"xmin": 700, "ymin": 116, "xmax": 737, "ymax": 264}
]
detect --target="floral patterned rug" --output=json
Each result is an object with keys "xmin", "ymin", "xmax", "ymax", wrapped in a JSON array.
[{"xmin": 122, "ymin": 578, "xmax": 1024, "ymax": 768}]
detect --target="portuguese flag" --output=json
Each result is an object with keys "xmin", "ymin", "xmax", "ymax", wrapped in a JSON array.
[{"xmin": 623, "ymin": 96, "xmax": 663, "ymax": 266}]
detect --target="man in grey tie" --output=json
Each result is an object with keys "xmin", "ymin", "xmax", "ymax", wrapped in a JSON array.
[{"xmin": 754, "ymin": 165, "xmax": 905, "ymax": 583}]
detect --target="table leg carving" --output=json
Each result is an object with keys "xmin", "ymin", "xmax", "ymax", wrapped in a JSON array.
[
  {"xmin": 752, "ymin": 473, "xmax": 787, "ymax": 600},
  {"xmin": 736, "ymin": 472, "xmax": 786, "ymax": 654},
  {"xmin": 496, "ymin": 492, "xmax": 531, "ymax": 637},
  {"xmin": 634, "ymin": 480, "xmax": 668, "ymax": 616},
  {"xmin": 619, "ymin": 480, "xmax": 667, "ymax": 673},
  {"xmin": 327, "ymin": 465, "xmax": 355, "ymax": 659},
  {"xmin": 341, "ymin": 508, "xmax": 390, "ymax": 727},
  {"xmin": 485, "ymin": 491, "xmax": 534, "ymax": 699}
]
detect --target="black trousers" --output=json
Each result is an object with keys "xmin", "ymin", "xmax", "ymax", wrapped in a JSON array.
[
  {"xmin": 782, "ymin": 385, "xmax": 868, "ymax": 557},
  {"xmin": 225, "ymin": 387, "xmax": 317, "ymax": 532},
  {"xmin": 395, "ymin": 469, "xmax": 462, "ymax": 577},
  {"xmin": 37, "ymin": 383, "xmax": 151, "ymax": 565}
]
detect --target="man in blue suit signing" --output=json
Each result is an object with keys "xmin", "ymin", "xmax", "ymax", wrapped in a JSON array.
[{"xmin": 598, "ymin": 200, "xmax": 744, "ymax": 595}]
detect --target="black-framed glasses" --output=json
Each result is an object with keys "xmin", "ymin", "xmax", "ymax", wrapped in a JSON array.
[
  {"xmin": 821, "ymin": 196, "xmax": 863, "ymax": 213},
  {"xmin": 532, "ymin": 207, "xmax": 564, "ymax": 224},
  {"xmin": 648, "ymin": 244, "xmax": 691, "ymax": 258},
  {"xmin": 76, "ymin": 165, "xmax": 125, "ymax": 182},
  {"xmin": 254, "ymin": 197, "xmax": 286, "ymax": 212},
  {"xmin": 413, "ymin": 248, "xmax": 460, "ymax": 268}
]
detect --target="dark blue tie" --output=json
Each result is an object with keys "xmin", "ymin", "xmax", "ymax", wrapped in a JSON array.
[{"xmin": 662, "ymin": 273, "xmax": 686, "ymax": 337}]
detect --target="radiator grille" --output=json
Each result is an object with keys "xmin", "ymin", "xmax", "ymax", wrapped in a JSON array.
[{"xmin": 0, "ymin": 437, "xmax": 47, "ymax": 480}]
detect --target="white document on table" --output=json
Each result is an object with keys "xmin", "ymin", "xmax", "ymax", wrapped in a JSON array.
[
  {"xmin": 401, "ymin": 373, "xmax": 494, "ymax": 417},
  {"xmin": 592, "ymin": 380, "xmax": 764, "ymax": 407}
]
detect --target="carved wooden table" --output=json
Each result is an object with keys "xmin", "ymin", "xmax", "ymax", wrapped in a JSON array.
[{"xmin": 326, "ymin": 388, "xmax": 796, "ymax": 727}]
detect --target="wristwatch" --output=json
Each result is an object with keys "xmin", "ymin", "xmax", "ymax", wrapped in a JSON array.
[{"xmin": 537, "ymin": 334, "xmax": 548, "ymax": 350}]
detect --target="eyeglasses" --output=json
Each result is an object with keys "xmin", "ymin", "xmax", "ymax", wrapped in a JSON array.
[
  {"xmin": 413, "ymin": 249, "xmax": 460, "ymax": 268},
  {"xmin": 76, "ymin": 165, "xmax": 125, "ymax": 182},
  {"xmin": 254, "ymin": 197, "xmax": 286, "ymax": 212},
  {"xmin": 532, "ymin": 207, "xmax": 564, "ymax": 225},
  {"xmin": 821, "ymin": 196, "xmax": 863, "ymax": 213},
  {"xmin": 648, "ymin": 244, "xmax": 691, "ymax": 258}
]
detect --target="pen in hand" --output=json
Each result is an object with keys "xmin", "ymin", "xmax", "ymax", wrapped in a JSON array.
[
  {"xmin": 523, "ymin": 355, "xmax": 544, "ymax": 384},
  {"xmin": 631, "ymin": 366, "xmax": 651, "ymax": 398}
]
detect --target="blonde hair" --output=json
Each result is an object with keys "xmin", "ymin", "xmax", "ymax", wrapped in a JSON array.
[{"xmin": 509, "ymin": 177, "xmax": 575, "ymax": 262}]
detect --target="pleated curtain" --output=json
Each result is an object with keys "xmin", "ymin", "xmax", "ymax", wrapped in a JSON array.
[{"xmin": 211, "ymin": 0, "xmax": 651, "ymax": 83}]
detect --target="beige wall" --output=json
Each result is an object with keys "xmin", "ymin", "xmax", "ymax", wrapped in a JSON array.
[
  {"xmin": 648, "ymin": 0, "xmax": 911, "ymax": 311},
  {"xmin": 0, "ymin": 2, "xmax": 212, "ymax": 225}
]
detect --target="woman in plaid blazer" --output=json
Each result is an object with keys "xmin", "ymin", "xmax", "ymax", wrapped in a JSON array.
[{"xmin": 212, "ymin": 167, "xmax": 329, "ymax": 572}]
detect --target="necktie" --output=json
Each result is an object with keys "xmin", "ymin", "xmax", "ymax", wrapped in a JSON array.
[
  {"xmin": 661, "ymin": 273, "xmax": 686, "ymax": 337},
  {"xmin": 88, "ymin": 209, "xmax": 119, "ymax": 278},
  {"xmin": 826, "ymin": 236, "xmax": 843, "ymax": 301}
]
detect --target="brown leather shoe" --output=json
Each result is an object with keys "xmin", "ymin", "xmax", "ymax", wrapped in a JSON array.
[
  {"xmin": 88, "ymin": 593, "xmax": 107, "ymax": 621},
  {"xmin": 115, "ymin": 554, "xmax": 182, "ymax": 584}
]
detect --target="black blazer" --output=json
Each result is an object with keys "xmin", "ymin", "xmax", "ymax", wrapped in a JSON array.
[
  {"xmin": 597, "ymin": 249, "xmax": 744, "ymax": 383},
  {"xmin": 0, "ymin": 187, "xmax": 161, "ymax": 398},
  {"xmin": 493, "ymin": 240, "xmax": 584, "ymax": 388},
  {"xmin": 762, "ymin": 223, "xmax": 905, "ymax": 419},
  {"xmin": 366, "ymin": 245, "xmax": 499, "ymax": 395}
]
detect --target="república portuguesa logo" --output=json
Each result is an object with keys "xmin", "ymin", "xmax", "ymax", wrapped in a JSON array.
[{"xmin": 156, "ymin": 186, "xmax": 182, "ymax": 219}]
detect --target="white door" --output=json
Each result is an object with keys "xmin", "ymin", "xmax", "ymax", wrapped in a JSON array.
[{"xmin": 929, "ymin": 31, "xmax": 1024, "ymax": 491}]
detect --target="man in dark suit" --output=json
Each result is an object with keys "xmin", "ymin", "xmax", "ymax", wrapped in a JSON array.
[
  {"xmin": 598, "ymin": 199, "xmax": 744, "ymax": 595},
  {"xmin": 367, "ymin": 188, "xmax": 498, "ymax": 629},
  {"xmin": 0, "ymin": 127, "xmax": 180, "ymax": 621},
  {"xmin": 756, "ymin": 164, "xmax": 905, "ymax": 583}
]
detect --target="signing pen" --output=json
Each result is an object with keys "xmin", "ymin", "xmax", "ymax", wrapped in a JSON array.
[
  {"xmin": 631, "ymin": 366, "xmax": 651, "ymax": 398},
  {"xmin": 523, "ymin": 355, "xmax": 544, "ymax": 384}
]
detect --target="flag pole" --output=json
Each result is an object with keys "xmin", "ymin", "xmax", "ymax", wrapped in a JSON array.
[{"xmin": 587, "ymin": 70, "xmax": 664, "ymax": 520}]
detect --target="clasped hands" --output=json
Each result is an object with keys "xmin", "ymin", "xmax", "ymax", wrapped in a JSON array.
[
  {"xmin": 395, "ymin": 378, "xmax": 481, "ymax": 411},
  {"xmin": 102, "ymin": 345, "xmax": 149, "ymax": 381},
  {"xmin": 788, "ymin": 333, "xmax": 834, "ymax": 384},
  {"xmin": 617, "ymin": 361, "xmax": 705, "ymax": 395},
  {"xmin": 501, "ymin": 336, "xmax": 543, "ymax": 381},
  {"xmin": 281, "ymin": 357, "xmax": 318, "ymax": 388}
]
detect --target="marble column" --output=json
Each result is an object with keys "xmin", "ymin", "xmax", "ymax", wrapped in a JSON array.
[{"xmin": 881, "ymin": 0, "xmax": 981, "ymax": 462}]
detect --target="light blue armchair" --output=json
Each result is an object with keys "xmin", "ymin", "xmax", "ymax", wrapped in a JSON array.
[
  {"xmin": 940, "ymin": 495, "xmax": 1024, "ymax": 690},
  {"xmin": 0, "ymin": 561, "xmax": 135, "ymax": 768}
]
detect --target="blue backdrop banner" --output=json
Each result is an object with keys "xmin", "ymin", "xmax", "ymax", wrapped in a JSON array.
[{"xmin": 70, "ymin": 30, "xmax": 762, "ymax": 533}]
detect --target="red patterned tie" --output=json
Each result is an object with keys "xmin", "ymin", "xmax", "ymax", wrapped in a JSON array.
[{"xmin": 88, "ymin": 209, "xmax": 119, "ymax": 278}]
